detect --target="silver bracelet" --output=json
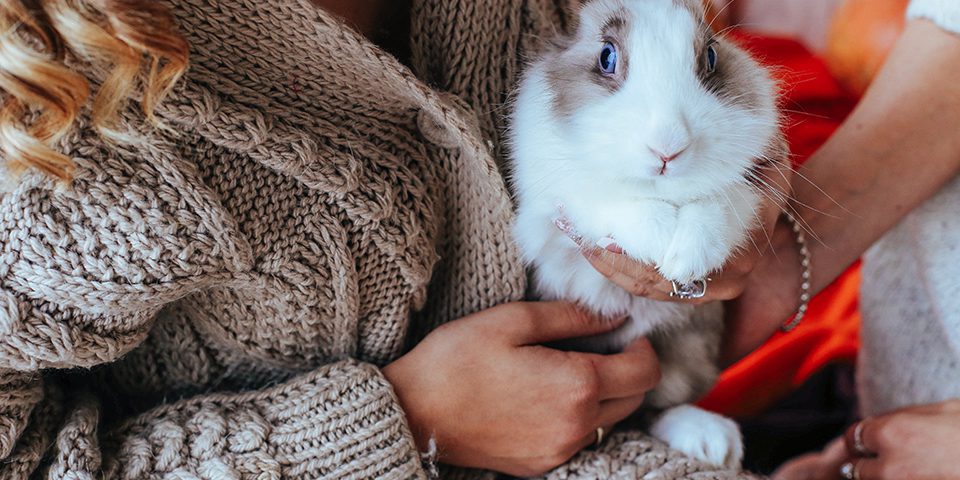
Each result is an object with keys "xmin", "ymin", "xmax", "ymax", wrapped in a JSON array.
[{"xmin": 780, "ymin": 212, "xmax": 811, "ymax": 333}]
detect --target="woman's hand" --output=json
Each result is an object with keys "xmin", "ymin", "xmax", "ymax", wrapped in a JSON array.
[
  {"xmin": 725, "ymin": 20, "xmax": 960, "ymax": 364},
  {"xmin": 721, "ymin": 214, "xmax": 805, "ymax": 363},
  {"xmin": 383, "ymin": 301, "xmax": 661, "ymax": 477},
  {"xmin": 773, "ymin": 400, "xmax": 960, "ymax": 480},
  {"xmin": 559, "ymin": 162, "xmax": 791, "ymax": 305}
]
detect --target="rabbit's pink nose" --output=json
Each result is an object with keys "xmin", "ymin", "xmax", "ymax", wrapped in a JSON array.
[{"xmin": 648, "ymin": 144, "xmax": 689, "ymax": 163}]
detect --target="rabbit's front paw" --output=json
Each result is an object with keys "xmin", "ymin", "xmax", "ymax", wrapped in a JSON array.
[
  {"xmin": 650, "ymin": 404, "xmax": 743, "ymax": 469},
  {"xmin": 658, "ymin": 201, "xmax": 739, "ymax": 283}
]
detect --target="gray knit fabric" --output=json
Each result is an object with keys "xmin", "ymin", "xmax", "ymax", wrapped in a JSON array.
[
  {"xmin": 860, "ymin": 175, "xmax": 960, "ymax": 417},
  {"xmin": 857, "ymin": 0, "xmax": 960, "ymax": 417},
  {"xmin": 0, "ymin": 0, "xmax": 755, "ymax": 478}
]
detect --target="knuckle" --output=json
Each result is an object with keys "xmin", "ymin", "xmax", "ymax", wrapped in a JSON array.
[
  {"xmin": 629, "ymin": 279, "xmax": 650, "ymax": 296},
  {"xmin": 566, "ymin": 360, "xmax": 600, "ymax": 406},
  {"xmin": 732, "ymin": 258, "xmax": 756, "ymax": 276},
  {"xmin": 718, "ymin": 282, "xmax": 746, "ymax": 301},
  {"xmin": 876, "ymin": 417, "xmax": 907, "ymax": 448},
  {"xmin": 878, "ymin": 460, "xmax": 905, "ymax": 480}
]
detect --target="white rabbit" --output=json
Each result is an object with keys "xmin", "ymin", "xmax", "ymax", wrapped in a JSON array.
[{"xmin": 508, "ymin": 0, "xmax": 787, "ymax": 469}]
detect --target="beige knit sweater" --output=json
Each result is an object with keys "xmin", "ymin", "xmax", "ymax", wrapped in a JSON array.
[{"xmin": 0, "ymin": 0, "xmax": 754, "ymax": 478}]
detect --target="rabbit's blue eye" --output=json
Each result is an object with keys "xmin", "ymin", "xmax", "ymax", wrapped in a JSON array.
[
  {"xmin": 706, "ymin": 44, "xmax": 718, "ymax": 73},
  {"xmin": 599, "ymin": 42, "xmax": 618, "ymax": 75}
]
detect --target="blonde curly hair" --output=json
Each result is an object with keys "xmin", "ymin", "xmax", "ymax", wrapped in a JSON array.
[{"xmin": 0, "ymin": 0, "xmax": 188, "ymax": 182}]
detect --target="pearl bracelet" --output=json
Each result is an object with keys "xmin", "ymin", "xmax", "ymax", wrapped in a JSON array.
[{"xmin": 780, "ymin": 212, "xmax": 811, "ymax": 333}]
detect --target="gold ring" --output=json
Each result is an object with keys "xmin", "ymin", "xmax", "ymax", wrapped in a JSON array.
[{"xmin": 595, "ymin": 427, "xmax": 605, "ymax": 447}]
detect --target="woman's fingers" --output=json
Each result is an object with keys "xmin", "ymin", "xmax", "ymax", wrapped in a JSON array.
[
  {"xmin": 580, "ymin": 248, "xmax": 675, "ymax": 300},
  {"xmin": 574, "ymin": 397, "xmax": 648, "ymax": 456},
  {"xmin": 852, "ymin": 458, "xmax": 883, "ymax": 480},
  {"xmin": 589, "ymin": 338, "xmax": 661, "ymax": 400},
  {"xmin": 843, "ymin": 419, "xmax": 879, "ymax": 458},
  {"xmin": 596, "ymin": 396, "xmax": 646, "ymax": 427},
  {"xmin": 581, "ymin": 245, "xmax": 751, "ymax": 303},
  {"xmin": 567, "ymin": 421, "xmax": 618, "ymax": 459},
  {"xmin": 506, "ymin": 301, "xmax": 628, "ymax": 345},
  {"xmin": 771, "ymin": 437, "xmax": 849, "ymax": 480},
  {"xmin": 555, "ymin": 160, "xmax": 793, "ymax": 305}
]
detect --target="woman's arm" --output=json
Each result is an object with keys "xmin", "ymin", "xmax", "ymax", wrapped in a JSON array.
[{"xmin": 724, "ymin": 19, "xmax": 960, "ymax": 361}]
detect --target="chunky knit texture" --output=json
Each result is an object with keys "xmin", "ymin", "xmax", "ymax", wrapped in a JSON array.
[{"xmin": 0, "ymin": 0, "xmax": 756, "ymax": 478}]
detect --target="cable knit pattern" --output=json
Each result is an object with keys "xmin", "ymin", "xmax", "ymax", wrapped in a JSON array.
[{"xmin": 0, "ymin": 0, "xmax": 758, "ymax": 478}]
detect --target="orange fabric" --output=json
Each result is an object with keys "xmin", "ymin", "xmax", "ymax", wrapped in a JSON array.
[{"xmin": 699, "ymin": 33, "xmax": 861, "ymax": 418}]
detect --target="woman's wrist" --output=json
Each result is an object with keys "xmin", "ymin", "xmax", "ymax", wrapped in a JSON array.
[
  {"xmin": 383, "ymin": 357, "xmax": 436, "ymax": 453},
  {"xmin": 765, "ymin": 215, "xmax": 806, "ymax": 314},
  {"xmin": 788, "ymin": 20, "xmax": 960, "ymax": 294},
  {"xmin": 721, "ymin": 215, "xmax": 805, "ymax": 363}
]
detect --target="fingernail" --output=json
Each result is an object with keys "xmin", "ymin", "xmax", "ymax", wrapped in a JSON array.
[{"xmin": 596, "ymin": 236, "xmax": 624, "ymax": 254}]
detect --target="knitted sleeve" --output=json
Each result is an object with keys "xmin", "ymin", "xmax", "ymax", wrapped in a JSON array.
[
  {"xmin": 0, "ymin": 158, "xmax": 427, "ymax": 478},
  {"xmin": 909, "ymin": 0, "xmax": 960, "ymax": 35},
  {"xmin": 0, "ymin": 363, "xmax": 426, "ymax": 480}
]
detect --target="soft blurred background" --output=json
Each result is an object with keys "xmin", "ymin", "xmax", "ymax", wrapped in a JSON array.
[{"xmin": 725, "ymin": 0, "xmax": 843, "ymax": 51}]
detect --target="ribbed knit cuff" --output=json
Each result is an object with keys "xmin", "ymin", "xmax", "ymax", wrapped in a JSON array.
[
  {"xmin": 908, "ymin": 0, "xmax": 960, "ymax": 36},
  {"xmin": 0, "ymin": 372, "xmax": 58, "ymax": 479},
  {"xmin": 256, "ymin": 360, "xmax": 427, "ymax": 479},
  {"xmin": 97, "ymin": 360, "xmax": 427, "ymax": 479}
]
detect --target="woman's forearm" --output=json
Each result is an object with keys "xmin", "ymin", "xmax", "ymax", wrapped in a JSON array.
[
  {"xmin": 724, "ymin": 20, "xmax": 960, "ymax": 362},
  {"xmin": 791, "ymin": 20, "xmax": 960, "ymax": 293}
]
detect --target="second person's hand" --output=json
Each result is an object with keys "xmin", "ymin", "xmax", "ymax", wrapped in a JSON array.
[{"xmin": 383, "ymin": 301, "xmax": 661, "ymax": 477}]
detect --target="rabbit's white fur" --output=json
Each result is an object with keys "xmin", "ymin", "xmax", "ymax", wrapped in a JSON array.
[{"xmin": 508, "ymin": 0, "xmax": 783, "ymax": 469}]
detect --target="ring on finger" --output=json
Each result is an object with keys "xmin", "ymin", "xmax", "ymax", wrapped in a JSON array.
[
  {"xmin": 853, "ymin": 420, "xmax": 874, "ymax": 457},
  {"xmin": 669, "ymin": 279, "xmax": 707, "ymax": 300}
]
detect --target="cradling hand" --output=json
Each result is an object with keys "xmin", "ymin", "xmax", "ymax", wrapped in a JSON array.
[{"xmin": 383, "ymin": 301, "xmax": 661, "ymax": 477}]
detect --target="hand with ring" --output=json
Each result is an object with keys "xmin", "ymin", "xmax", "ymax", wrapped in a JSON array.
[
  {"xmin": 555, "ymin": 163, "xmax": 791, "ymax": 306},
  {"xmin": 772, "ymin": 399, "xmax": 960, "ymax": 480}
]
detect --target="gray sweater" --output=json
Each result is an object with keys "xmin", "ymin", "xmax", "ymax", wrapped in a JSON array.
[{"xmin": 858, "ymin": 0, "xmax": 960, "ymax": 417}]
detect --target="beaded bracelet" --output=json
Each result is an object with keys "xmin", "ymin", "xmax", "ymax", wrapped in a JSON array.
[{"xmin": 780, "ymin": 212, "xmax": 812, "ymax": 333}]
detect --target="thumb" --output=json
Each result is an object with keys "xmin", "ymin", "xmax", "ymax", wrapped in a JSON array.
[{"xmin": 512, "ymin": 301, "xmax": 627, "ymax": 345}]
